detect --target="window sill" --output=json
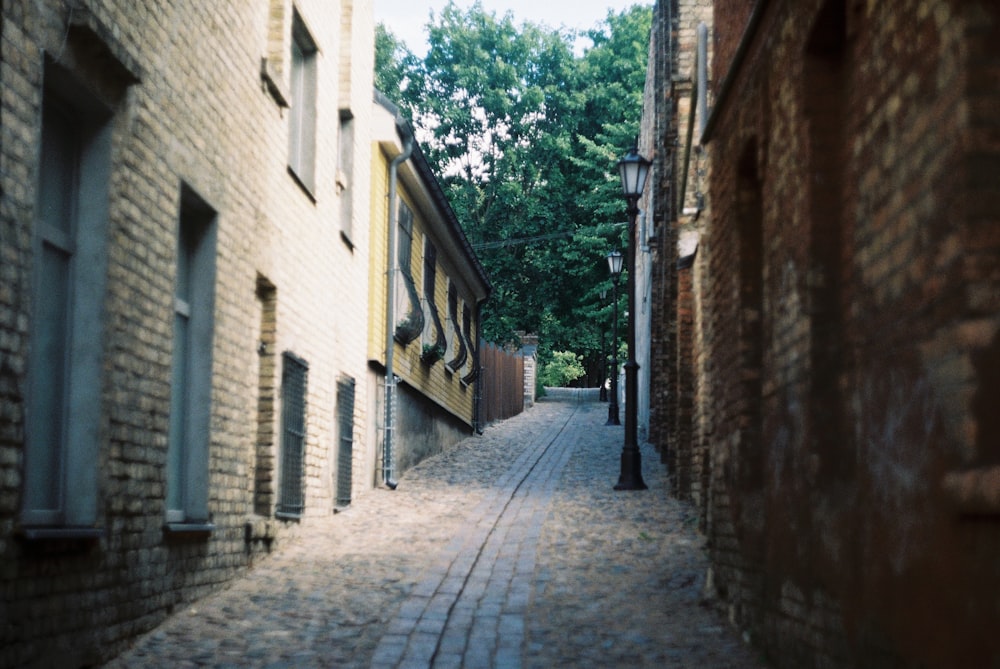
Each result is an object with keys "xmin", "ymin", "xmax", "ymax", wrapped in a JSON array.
[
  {"xmin": 260, "ymin": 57, "xmax": 289, "ymax": 109},
  {"xmin": 275, "ymin": 511, "xmax": 302, "ymax": 521},
  {"xmin": 163, "ymin": 522, "xmax": 215, "ymax": 537},
  {"xmin": 287, "ymin": 166, "xmax": 316, "ymax": 203},
  {"xmin": 18, "ymin": 527, "xmax": 104, "ymax": 541}
]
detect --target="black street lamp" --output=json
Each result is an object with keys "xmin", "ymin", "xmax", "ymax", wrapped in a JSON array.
[
  {"xmin": 599, "ymin": 288, "xmax": 608, "ymax": 402},
  {"xmin": 614, "ymin": 145, "xmax": 650, "ymax": 491},
  {"xmin": 605, "ymin": 251, "xmax": 622, "ymax": 425}
]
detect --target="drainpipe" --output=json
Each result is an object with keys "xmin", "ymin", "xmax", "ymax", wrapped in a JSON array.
[
  {"xmin": 473, "ymin": 298, "xmax": 486, "ymax": 434},
  {"xmin": 383, "ymin": 119, "xmax": 414, "ymax": 489}
]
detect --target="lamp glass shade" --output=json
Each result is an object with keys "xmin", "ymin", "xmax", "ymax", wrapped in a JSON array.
[
  {"xmin": 607, "ymin": 249, "xmax": 624, "ymax": 276},
  {"xmin": 618, "ymin": 147, "xmax": 651, "ymax": 199}
]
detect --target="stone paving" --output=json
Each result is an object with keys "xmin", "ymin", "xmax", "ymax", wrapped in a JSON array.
[{"xmin": 105, "ymin": 392, "xmax": 766, "ymax": 668}]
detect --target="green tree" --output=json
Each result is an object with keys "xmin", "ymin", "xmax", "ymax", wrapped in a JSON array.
[
  {"xmin": 374, "ymin": 23, "xmax": 419, "ymax": 104},
  {"xmin": 376, "ymin": 3, "xmax": 652, "ymax": 382},
  {"xmin": 538, "ymin": 350, "xmax": 586, "ymax": 388}
]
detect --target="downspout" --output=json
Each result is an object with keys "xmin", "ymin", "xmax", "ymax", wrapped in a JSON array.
[
  {"xmin": 473, "ymin": 298, "xmax": 486, "ymax": 434},
  {"xmin": 384, "ymin": 120, "xmax": 414, "ymax": 489}
]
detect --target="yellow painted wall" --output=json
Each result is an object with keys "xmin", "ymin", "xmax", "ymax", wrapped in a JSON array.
[{"xmin": 368, "ymin": 144, "xmax": 480, "ymax": 427}]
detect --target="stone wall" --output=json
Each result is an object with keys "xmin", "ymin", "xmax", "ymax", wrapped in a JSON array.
[{"xmin": 0, "ymin": 1, "xmax": 374, "ymax": 665}]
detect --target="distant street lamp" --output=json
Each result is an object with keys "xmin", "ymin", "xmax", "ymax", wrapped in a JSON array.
[
  {"xmin": 614, "ymin": 145, "xmax": 650, "ymax": 491},
  {"xmin": 599, "ymin": 288, "xmax": 608, "ymax": 402},
  {"xmin": 605, "ymin": 252, "xmax": 622, "ymax": 424}
]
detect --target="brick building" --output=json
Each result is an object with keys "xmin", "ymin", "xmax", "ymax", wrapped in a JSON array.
[
  {"xmin": 0, "ymin": 1, "xmax": 376, "ymax": 665},
  {"xmin": 645, "ymin": 0, "xmax": 1000, "ymax": 666},
  {"xmin": 643, "ymin": 0, "xmax": 714, "ymax": 507}
]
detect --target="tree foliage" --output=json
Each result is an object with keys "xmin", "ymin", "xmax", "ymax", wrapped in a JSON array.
[
  {"xmin": 375, "ymin": 2, "xmax": 651, "ymax": 383},
  {"xmin": 537, "ymin": 350, "xmax": 586, "ymax": 388}
]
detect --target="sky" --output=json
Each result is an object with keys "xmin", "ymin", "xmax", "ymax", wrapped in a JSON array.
[{"xmin": 374, "ymin": 0, "xmax": 650, "ymax": 56}]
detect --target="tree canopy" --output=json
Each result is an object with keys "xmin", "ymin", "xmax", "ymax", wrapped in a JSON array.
[{"xmin": 376, "ymin": 2, "xmax": 652, "ymax": 383}]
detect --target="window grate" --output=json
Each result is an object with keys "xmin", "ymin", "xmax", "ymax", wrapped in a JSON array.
[
  {"xmin": 277, "ymin": 352, "xmax": 308, "ymax": 517},
  {"xmin": 335, "ymin": 376, "xmax": 356, "ymax": 507}
]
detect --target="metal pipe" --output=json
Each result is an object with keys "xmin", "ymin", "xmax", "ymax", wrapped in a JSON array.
[
  {"xmin": 679, "ymin": 23, "xmax": 710, "ymax": 215},
  {"xmin": 383, "ymin": 119, "xmax": 414, "ymax": 489},
  {"xmin": 473, "ymin": 298, "xmax": 485, "ymax": 434},
  {"xmin": 678, "ymin": 44, "xmax": 698, "ymax": 214},
  {"xmin": 697, "ymin": 22, "xmax": 709, "ymax": 139}
]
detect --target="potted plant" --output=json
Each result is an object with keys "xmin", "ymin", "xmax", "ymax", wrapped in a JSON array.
[
  {"xmin": 421, "ymin": 343, "xmax": 445, "ymax": 364},
  {"xmin": 394, "ymin": 311, "xmax": 423, "ymax": 344}
]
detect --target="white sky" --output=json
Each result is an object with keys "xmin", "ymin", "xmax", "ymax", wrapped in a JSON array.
[{"xmin": 374, "ymin": 0, "xmax": 650, "ymax": 56}]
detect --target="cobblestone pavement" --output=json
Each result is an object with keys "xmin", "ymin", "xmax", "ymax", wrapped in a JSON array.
[{"xmin": 105, "ymin": 393, "xmax": 766, "ymax": 668}]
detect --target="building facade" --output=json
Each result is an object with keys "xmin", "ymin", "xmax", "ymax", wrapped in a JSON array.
[
  {"xmin": 645, "ymin": 0, "xmax": 1000, "ymax": 666},
  {"xmin": 0, "ymin": 1, "xmax": 375, "ymax": 665},
  {"xmin": 368, "ymin": 93, "xmax": 491, "ymax": 483}
]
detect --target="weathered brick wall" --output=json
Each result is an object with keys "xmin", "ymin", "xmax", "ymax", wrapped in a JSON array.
[
  {"xmin": 644, "ymin": 0, "xmax": 674, "ymax": 468},
  {"xmin": 0, "ymin": 0, "xmax": 374, "ymax": 665},
  {"xmin": 646, "ymin": 0, "xmax": 713, "ymax": 501},
  {"xmin": 710, "ymin": 0, "xmax": 754, "ymax": 95},
  {"xmin": 696, "ymin": 0, "xmax": 1000, "ymax": 666}
]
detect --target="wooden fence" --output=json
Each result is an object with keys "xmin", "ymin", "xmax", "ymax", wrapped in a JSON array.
[{"xmin": 478, "ymin": 341, "xmax": 525, "ymax": 426}]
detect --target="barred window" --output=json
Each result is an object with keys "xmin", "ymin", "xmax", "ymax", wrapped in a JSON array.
[
  {"xmin": 335, "ymin": 376, "xmax": 356, "ymax": 508},
  {"xmin": 277, "ymin": 352, "xmax": 308, "ymax": 518}
]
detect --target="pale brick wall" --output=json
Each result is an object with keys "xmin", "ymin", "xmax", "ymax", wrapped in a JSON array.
[{"xmin": 0, "ymin": 0, "xmax": 375, "ymax": 664}]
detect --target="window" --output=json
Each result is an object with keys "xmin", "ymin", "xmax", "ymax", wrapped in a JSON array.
[
  {"xmin": 166, "ymin": 186, "xmax": 217, "ymax": 527},
  {"xmin": 288, "ymin": 10, "xmax": 318, "ymax": 195},
  {"xmin": 23, "ymin": 66, "xmax": 112, "ymax": 530},
  {"xmin": 461, "ymin": 304, "xmax": 479, "ymax": 385},
  {"xmin": 805, "ymin": 0, "xmax": 848, "ymax": 480},
  {"xmin": 421, "ymin": 240, "xmax": 447, "ymax": 363},
  {"xmin": 394, "ymin": 201, "xmax": 423, "ymax": 344},
  {"xmin": 338, "ymin": 110, "xmax": 355, "ymax": 243},
  {"xmin": 335, "ymin": 375, "xmax": 356, "ymax": 508},
  {"xmin": 277, "ymin": 352, "xmax": 308, "ymax": 518},
  {"xmin": 735, "ymin": 141, "xmax": 764, "ymax": 490},
  {"xmin": 446, "ymin": 283, "xmax": 468, "ymax": 372}
]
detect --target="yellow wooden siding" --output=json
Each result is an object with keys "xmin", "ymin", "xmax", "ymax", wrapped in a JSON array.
[
  {"xmin": 368, "ymin": 148, "xmax": 476, "ymax": 427},
  {"xmin": 393, "ymin": 206, "xmax": 474, "ymax": 426}
]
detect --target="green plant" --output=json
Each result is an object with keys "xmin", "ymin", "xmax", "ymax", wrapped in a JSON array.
[
  {"xmin": 421, "ymin": 343, "xmax": 445, "ymax": 363},
  {"xmin": 394, "ymin": 311, "xmax": 422, "ymax": 344},
  {"xmin": 537, "ymin": 350, "xmax": 585, "ymax": 388}
]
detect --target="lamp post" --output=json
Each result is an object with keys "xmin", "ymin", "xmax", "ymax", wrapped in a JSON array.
[
  {"xmin": 614, "ymin": 145, "xmax": 650, "ymax": 491},
  {"xmin": 599, "ymin": 288, "xmax": 608, "ymax": 402},
  {"xmin": 605, "ymin": 251, "xmax": 622, "ymax": 425}
]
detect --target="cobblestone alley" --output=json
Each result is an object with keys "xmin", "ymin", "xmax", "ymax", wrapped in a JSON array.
[{"xmin": 105, "ymin": 394, "xmax": 765, "ymax": 668}]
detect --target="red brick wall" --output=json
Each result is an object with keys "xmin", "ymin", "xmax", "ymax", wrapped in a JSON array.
[
  {"xmin": 710, "ymin": 0, "xmax": 755, "ymax": 94},
  {"xmin": 674, "ymin": 255, "xmax": 696, "ymax": 499},
  {"xmin": 695, "ymin": 0, "xmax": 1000, "ymax": 666}
]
